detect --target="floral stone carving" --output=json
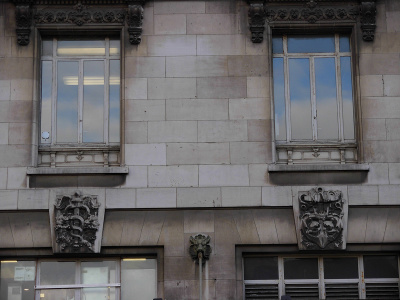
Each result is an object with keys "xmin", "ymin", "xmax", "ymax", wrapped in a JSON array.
[
  {"xmin": 294, "ymin": 187, "xmax": 348, "ymax": 250},
  {"xmin": 189, "ymin": 234, "xmax": 212, "ymax": 264},
  {"xmin": 54, "ymin": 190, "xmax": 100, "ymax": 253}
]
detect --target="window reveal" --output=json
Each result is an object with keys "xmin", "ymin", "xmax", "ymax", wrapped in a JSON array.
[{"xmin": 272, "ymin": 34, "xmax": 357, "ymax": 165}]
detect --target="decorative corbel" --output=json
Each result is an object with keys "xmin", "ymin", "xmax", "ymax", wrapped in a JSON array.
[
  {"xmin": 126, "ymin": 1, "xmax": 145, "ymax": 45},
  {"xmin": 360, "ymin": 1, "xmax": 377, "ymax": 41},
  {"xmin": 247, "ymin": 0, "xmax": 267, "ymax": 43},
  {"xmin": 15, "ymin": 3, "xmax": 33, "ymax": 46}
]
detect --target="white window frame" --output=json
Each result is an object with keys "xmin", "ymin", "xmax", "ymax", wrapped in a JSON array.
[
  {"xmin": 243, "ymin": 255, "xmax": 400, "ymax": 299},
  {"xmin": 39, "ymin": 37, "xmax": 121, "ymax": 147},
  {"xmin": 273, "ymin": 33, "xmax": 355, "ymax": 144}
]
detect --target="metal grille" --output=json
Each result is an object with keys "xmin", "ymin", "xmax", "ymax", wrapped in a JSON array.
[
  {"xmin": 366, "ymin": 282, "xmax": 400, "ymax": 299},
  {"xmin": 245, "ymin": 284, "xmax": 279, "ymax": 300},
  {"xmin": 325, "ymin": 283, "xmax": 359, "ymax": 299},
  {"xmin": 285, "ymin": 283, "xmax": 319, "ymax": 299}
]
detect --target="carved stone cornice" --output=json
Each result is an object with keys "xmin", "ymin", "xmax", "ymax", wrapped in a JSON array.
[
  {"xmin": 246, "ymin": 0, "xmax": 377, "ymax": 43},
  {"xmin": 293, "ymin": 187, "xmax": 348, "ymax": 250},
  {"xmin": 12, "ymin": 0, "xmax": 146, "ymax": 46},
  {"xmin": 247, "ymin": 0, "xmax": 267, "ymax": 43}
]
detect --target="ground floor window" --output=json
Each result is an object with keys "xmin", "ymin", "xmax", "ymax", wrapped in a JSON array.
[
  {"xmin": 1, "ymin": 258, "xmax": 156, "ymax": 300},
  {"xmin": 244, "ymin": 254, "xmax": 399, "ymax": 299}
]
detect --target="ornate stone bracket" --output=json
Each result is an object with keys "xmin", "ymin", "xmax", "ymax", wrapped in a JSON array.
[
  {"xmin": 247, "ymin": 0, "xmax": 267, "ymax": 43},
  {"xmin": 15, "ymin": 3, "xmax": 33, "ymax": 46},
  {"xmin": 293, "ymin": 187, "xmax": 348, "ymax": 250},
  {"xmin": 49, "ymin": 190, "xmax": 106, "ymax": 253},
  {"xmin": 13, "ymin": 0, "xmax": 146, "ymax": 46},
  {"xmin": 127, "ymin": 1, "xmax": 144, "ymax": 45},
  {"xmin": 247, "ymin": 0, "xmax": 377, "ymax": 43},
  {"xmin": 189, "ymin": 234, "xmax": 212, "ymax": 264},
  {"xmin": 360, "ymin": 1, "xmax": 377, "ymax": 41}
]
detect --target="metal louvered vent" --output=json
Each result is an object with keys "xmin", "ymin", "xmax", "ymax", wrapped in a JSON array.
[
  {"xmin": 325, "ymin": 283, "xmax": 359, "ymax": 299},
  {"xmin": 285, "ymin": 283, "xmax": 319, "ymax": 299},
  {"xmin": 366, "ymin": 282, "xmax": 400, "ymax": 299},
  {"xmin": 245, "ymin": 284, "xmax": 279, "ymax": 300}
]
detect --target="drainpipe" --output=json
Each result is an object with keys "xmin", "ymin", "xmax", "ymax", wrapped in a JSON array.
[{"xmin": 189, "ymin": 234, "xmax": 212, "ymax": 300}]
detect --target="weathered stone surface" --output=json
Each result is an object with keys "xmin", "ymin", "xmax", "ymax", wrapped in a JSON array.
[
  {"xmin": 105, "ymin": 189, "xmax": 136, "ymax": 209},
  {"xmin": 123, "ymin": 166, "xmax": 148, "ymax": 188},
  {"xmin": 125, "ymin": 121, "xmax": 147, "ymax": 144},
  {"xmin": 125, "ymin": 78, "xmax": 147, "ymax": 100},
  {"xmin": 18, "ymin": 189, "xmax": 49, "ymax": 210},
  {"xmin": 154, "ymin": 1, "xmax": 205, "ymax": 14},
  {"xmin": 148, "ymin": 121, "xmax": 197, "ymax": 143},
  {"xmin": 178, "ymin": 187, "xmax": 221, "ymax": 207},
  {"xmin": 166, "ymin": 98, "xmax": 228, "ymax": 120},
  {"xmin": 187, "ymin": 14, "xmax": 236, "ymax": 34},
  {"xmin": 147, "ymin": 36, "xmax": 197, "ymax": 56},
  {"xmin": 229, "ymin": 98, "xmax": 270, "ymax": 120},
  {"xmin": 199, "ymin": 165, "xmax": 249, "ymax": 187},
  {"xmin": 149, "ymin": 165, "xmax": 198, "ymax": 187},
  {"xmin": 198, "ymin": 120, "xmax": 247, "ymax": 142},
  {"xmin": 126, "ymin": 100, "xmax": 165, "ymax": 121},
  {"xmin": 360, "ymin": 75, "xmax": 384, "ymax": 96},
  {"xmin": 0, "ymin": 190, "xmax": 18, "ymax": 210},
  {"xmin": 166, "ymin": 56, "xmax": 228, "ymax": 78},
  {"xmin": 167, "ymin": 143, "xmax": 229, "ymax": 165},
  {"xmin": 362, "ymin": 118, "xmax": 387, "ymax": 140},
  {"xmin": 384, "ymin": 75, "xmax": 400, "ymax": 96},
  {"xmin": 230, "ymin": 142, "xmax": 269, "ymax": 164},
  {"xmin": 262, "ymin": 186, "xmax": 292, "ymax": 206},
  {"xmin": 348, "ymin": 185, "xmax": 379, "ymax": 205},
  {"xmin": 125, "ymin": 144, "xmax": 166, "ymax": 166},
  {"xmin": 7, "ymin": 167, "xmax": 26, "ymax": 189},
  {"xmin": 221, "ymin": 187, "xmax": 261, "ymax": 207},
  {"xmin": 184, "ymin": 210, "xmax": 214, "ymax": 233},
  {"xmin": 197, "ymin": 77, "xmax": 246, "ymax": 98},
  {"xmin": 197, "ymin": 35, "xmax": 246, "ymax": 55},
  {"xmin": 154, "ymin": 14, "xmax": 186, "ymax": 35},
  {"xmin": 148, "ymin": 78, "xmax": 196, "ymax": 99},
  {"xmin": 137, "ymin": 188, "xmax": 177, "ymax": 208}
]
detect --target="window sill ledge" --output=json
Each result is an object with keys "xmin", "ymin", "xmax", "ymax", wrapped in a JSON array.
[
  {"xmin": 27, "ymin": 166, "xmax": 129, "ymax": 175},
  {"xmin": 268, "ymin": 164, "xmax": 370, "ymax": 173}
]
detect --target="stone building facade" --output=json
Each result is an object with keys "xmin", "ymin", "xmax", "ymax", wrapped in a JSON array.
[{"xmin": 0, "ymin": 0, "xmax": 400, "ymax": 299}]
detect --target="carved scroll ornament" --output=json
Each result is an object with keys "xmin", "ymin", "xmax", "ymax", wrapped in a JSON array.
[
  {"xmin": 248, "ymin": 0, "xmax": 267, "ymax": 43},
  {"xmin": 54, "ymin": 190, "xmax": 100, "ymax": 253},
  {"xmin": 297, "ymin": 187, "xmax": 346, "ymax": 250}
]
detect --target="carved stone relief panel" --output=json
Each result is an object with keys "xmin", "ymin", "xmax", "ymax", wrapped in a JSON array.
[
  {"xmin": 293, "ymin": 187, "xmax": 348, "ymax": 250},
  {"xmin": 49, "ymin": 189, "xmax": 105, "ymax": 253}
]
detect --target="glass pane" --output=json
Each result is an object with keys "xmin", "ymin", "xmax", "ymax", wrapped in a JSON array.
[
  {"xmin": 81, "ymin": 287, "xmax": 116, "ymax": 300},
  {"xmin": 41, "ymin": 61, "xmax": 52, "ymax": 144},
  {"xmin": 81, "ymin": 261, "xmax": 117, "ymax": 284},
  {"xmin": 289, "ymin": 58, "xmax": 312, "ymax": 140},
  {"xmin": 284, "ymin": 258, "xmax": 318, "ymax": 279},
  {"xmin": 324, "ymin": 257, "xmax": 358, "ymax": 279},
  {"xmin": 38, "ymin": 289, "xmax": 75, "ymax": 300},
  {"xmin": 57, "ymin": 40, "xmax": 105, "ymax": 56},
  {"xmin": 272, "ymin": 36, "xmax": 283, "ymax": 54},
  {"xmin": 315, "ymin": 57, "xmax": 338, "ymax": 140},
  {"xmin": 121, "ymin": 259, "xmax": 157, "ymax": 300},
  {"xmin": 339, "ymin": 35, "xmax": 351, "ymax": 52},
  {"xmin": 0, "ymin": 260, "xmax": 35, "ymax": 300},
  {"xmin": 42, "ymin": 39, "xmax": 53, "ymax": 56},
  {"xmin": 110, "ymin": 39, "xmax": 120, "ymax": 56},
  {"xmin": 364, "ymin": 255, "xmax": 399, "ymax": 278},
  {"xmin": 273, "ymin": 58, "xmax": 286, "ymax": 141},
  {"xmin": 341, "ymin": 57, "xmax": 355, "ymax": 140},
  {"xmin": 83, "ymin": 60, "xmax": 104, "ymax": 143},
  {"xmin": 288, "ymin": 35, "xmax": 335, "ymax": 53},
  {"xmin": 109, "ymin": 60, "xmax": 120, "ymax": 143},
  {"xmin": 57, "ymin": 61, "xmax": 78, "ymax": 143},
  {"xmin": 244, "ymin": 257, "xmax": 278, "ymax": 280},
  {"xmin": 39, "ymin": 261, "xmax": 75, "ymax": 285}
]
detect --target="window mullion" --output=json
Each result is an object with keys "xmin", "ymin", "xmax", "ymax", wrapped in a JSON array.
[
  {"xmin": 278, "ymin": 256, "xmax": 284, "ymax": 298},
  {"xmin": 319, "ymin": 257, "xmax": 326, "ymax": 299},
  {"xmin": 78, "ymin": 60, "xmax": 84, "ymax": 144},
  {"xmin": 359, "ymin": 256, "xmax": 366, "ymax": 299},
  {"xmin": 104, "ymin": 59, "xmax": 110, "ymax": 145},
  {"xmin": 51, "ymin": 38, "xmax": 57, "ymax": 146},
  {"xmin": 310, "ymin": 57, "xmax": 317, "ymax": 141},
  {"xmin": 283, "ymin": 36, "xmax": 291, "ymax": 143},
  {"xmin": 335, "ymin": 34, "xmax": 345, "ymax": 142}
]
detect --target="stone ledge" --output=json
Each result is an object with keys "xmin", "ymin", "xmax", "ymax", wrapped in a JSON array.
[
  {"xmin": 268, "ymin": 164, "xmax": 370, "ymax": 173},
  {"xmin": 27, "ymin": 166, "xmax": 129, "ymax": 175}
]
